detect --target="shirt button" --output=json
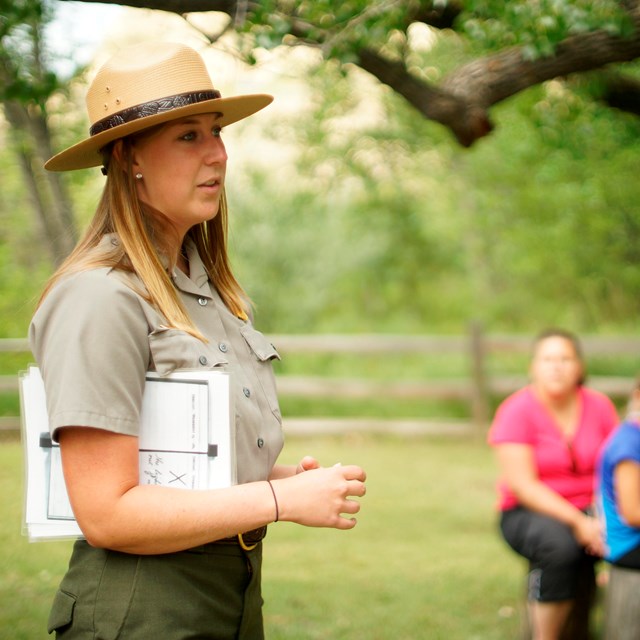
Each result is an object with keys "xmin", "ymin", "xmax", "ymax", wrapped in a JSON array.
[
  {"xmin": 199, "ymin": 355, "xmax": 208, "ymax": 366},
  {"xmin": 243, "ymin": 387, "xmax": 251, "ymax": 398},
  {"xmin": 219, "ymin": 343, "xmax": 228, "ymax": 353},
  {"xmin": 197, "ymin": 297, "xmax": 208, "ymax": 306},
  {"xmin": 257, "ymin": 438, "xmax": 265, "ymax": 448}
]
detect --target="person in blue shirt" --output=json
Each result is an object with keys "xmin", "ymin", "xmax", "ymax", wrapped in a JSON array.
[{"xmin": 598, "ymin": 381, "xmax": 640, "ymax": 568}]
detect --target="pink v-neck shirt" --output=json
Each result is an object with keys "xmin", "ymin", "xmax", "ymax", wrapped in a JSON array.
[{"xmin": 488, "ymin": 386, "xmax": 618, "ymax": 511}]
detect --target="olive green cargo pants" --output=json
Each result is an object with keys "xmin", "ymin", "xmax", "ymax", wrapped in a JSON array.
[{"xmin": 48, "ymin": 540, "xmax": 264, "ymax": 639}]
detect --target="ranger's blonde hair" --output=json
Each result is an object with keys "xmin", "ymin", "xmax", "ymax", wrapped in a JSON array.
[{"xmin": 38, "ymin": 137, "xmax": 249, "ymax": 341}]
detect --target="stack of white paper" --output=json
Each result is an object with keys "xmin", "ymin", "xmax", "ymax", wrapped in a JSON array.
[{"xmin": 20, "ymin": 366, "xmax": 234, "ymax": 542}]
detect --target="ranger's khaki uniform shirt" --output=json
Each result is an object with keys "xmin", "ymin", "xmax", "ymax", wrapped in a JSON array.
[{"xmin": 29, "ymin": 234, "xmax": 284, "ymax": 484}]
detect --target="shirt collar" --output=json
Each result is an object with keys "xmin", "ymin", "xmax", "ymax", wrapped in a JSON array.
[{"xmin": 99, "ymin": 233, "xmax": 212, "ymax": 298}]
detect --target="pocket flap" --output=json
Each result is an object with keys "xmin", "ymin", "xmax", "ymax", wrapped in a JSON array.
[
  {"xmin": 149, "ymin": 327, "xmax": 227, "ymax": 375},
  {"xmin": 240, "ymin": 325, "xmax": 281, "ymax": 362},
  {"xmin": 47, "ymin": 589, "xmax": 76, "ymax": 633}
]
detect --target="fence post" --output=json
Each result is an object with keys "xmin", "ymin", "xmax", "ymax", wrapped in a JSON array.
[{"xmin": 469, "ymin": 321, "xmax": 489, "ymax": 431}]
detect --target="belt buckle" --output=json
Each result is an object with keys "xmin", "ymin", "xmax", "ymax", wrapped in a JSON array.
[{"xmin": 237, "ymin": 532, "xmax": 258, "ymax": 551}]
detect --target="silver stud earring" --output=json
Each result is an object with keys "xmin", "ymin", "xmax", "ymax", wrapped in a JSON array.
[{"xmin": 135, "ymin": 173, "xmax": 143, "ymax": 180}]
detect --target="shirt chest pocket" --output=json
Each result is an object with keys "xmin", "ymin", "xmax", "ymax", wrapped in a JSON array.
[
  {"xmin": 239, "ymin": 324, "xmax": 282, "ymax": 423},
  {"xmin": 148, "ymin": 327, "xmax": 228, "ymax": 375}
]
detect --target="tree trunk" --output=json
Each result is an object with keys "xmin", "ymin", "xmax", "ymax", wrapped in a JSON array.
[{"xmin": 2, "ymin": 99, "xmax": 77, "ymax": 265}]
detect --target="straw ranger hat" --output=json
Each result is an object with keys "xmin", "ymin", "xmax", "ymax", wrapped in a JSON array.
[{"xmin": 45, "ymin": 41, "xmax": 273, "ymax": 172}]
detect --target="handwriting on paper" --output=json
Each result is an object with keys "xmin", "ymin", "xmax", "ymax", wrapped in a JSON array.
[{"xmin": 140, "ymin": 450, "xmax": 208, "ymax": 489}]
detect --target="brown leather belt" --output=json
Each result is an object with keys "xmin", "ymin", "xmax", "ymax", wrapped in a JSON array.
[{"xmin": 216, "ymin": 526, "xmax": 267, "ymax": 550}]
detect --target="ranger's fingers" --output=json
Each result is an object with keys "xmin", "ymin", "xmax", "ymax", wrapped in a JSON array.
[
  {"xmin": 341, "ymin": 499, "xmax": 362, "ymax": 515},
  {"xmin": 335, "ymin": 516, "xmax": 358, "ymax": 530},
  {"xmin": 296, "ymin": 456, "xmax": 321, "ymax": 474},
  {"xmin": 347, "ymin": 480, "xmax": 366, "ymax": 497},
  {"xmin": 341, "ymin": 465, "xmax": 367, "ymax": 482}
]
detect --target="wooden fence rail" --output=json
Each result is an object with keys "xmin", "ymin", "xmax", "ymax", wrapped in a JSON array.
[
  {"xmin": 269, "ymin": 329, "xmax": 638, "ymax": 434},
  {"xmin": 1, "ymin": 329, "xmax": 638, "ymax": 437}
]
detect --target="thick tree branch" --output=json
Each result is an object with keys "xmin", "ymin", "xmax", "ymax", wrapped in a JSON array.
[
  {"xmin": 359, "ymin": 3, "xmax": 640, "ymax": 145},
  {"xmin": 59, "ymin": 0, "xmax": 462, "ymax": 25},
  {"xmin": 444, "ymin": 4, "xmax": 640, "ymax": 108},
  {"xmin": 356, "ymin": 48, "xmax": 493, "ymax": 147},
  {"xmin": 60, "ymin": 0, "xmax": 237, "ymax": 12},
  {"xmin": 60, "ymin": 0, "xmax": 640, "ymax": 146}
]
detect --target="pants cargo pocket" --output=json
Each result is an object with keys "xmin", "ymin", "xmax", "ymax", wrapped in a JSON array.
[
  {"xmin": 47, "ymin": 590, "xmax": 76, "ymax": 634},
  {"xmin": 93, "ymin": 551, "xmax": 142, "ymax": 639}
]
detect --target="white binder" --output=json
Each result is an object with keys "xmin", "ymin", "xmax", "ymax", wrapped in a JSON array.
[{"xmin": 20, "ymin": 366, "xmax": 235, "ymax": 541}]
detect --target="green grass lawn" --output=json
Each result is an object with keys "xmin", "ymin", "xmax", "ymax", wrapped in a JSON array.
[{"xmin": 0, "ymin": 434, "xmax": 556, "ymax": 639}]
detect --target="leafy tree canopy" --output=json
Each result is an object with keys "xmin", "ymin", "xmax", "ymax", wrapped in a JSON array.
[
  {"xmin": 65, "ymin": 0, "xmax": 640, "ymax": 145},
  {"xmin": 2, "ymin": 0, "xmax": 640, "ymax": 337}
]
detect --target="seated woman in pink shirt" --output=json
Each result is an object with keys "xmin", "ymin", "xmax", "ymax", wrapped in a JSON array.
[{"xmin": 488, "ymin": 329, "xmax": 618, "ymax": 640}]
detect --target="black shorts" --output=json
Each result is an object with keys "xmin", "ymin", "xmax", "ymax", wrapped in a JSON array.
[
  {"xmin": 613, "ymin": 543, "xmax": 640, "ymax": 569},
  {"xmin": 500, "ymin": 507, "xmax": 596, "ymax": 602}
]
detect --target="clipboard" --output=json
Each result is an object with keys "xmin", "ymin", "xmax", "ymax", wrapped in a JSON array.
[{"xmin": 20, "ymin": 366, "xmax": 235, "ymax": 541}]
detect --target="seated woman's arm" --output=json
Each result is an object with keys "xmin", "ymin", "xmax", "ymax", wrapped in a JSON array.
[
  {"xmin": 615, "ymin": 460, "xmax": 640, "ymax": 527},
  {"xmin": 495, "ymin": 443, "xmax": 603, "ymax": 554}
]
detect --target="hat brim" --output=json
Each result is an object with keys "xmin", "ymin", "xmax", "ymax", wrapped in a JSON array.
[{"xmin": 45, "ymin": 94, "xmax": 273, "ymax": 172}]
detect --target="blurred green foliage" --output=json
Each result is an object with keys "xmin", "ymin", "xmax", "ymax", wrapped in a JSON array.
[
  {"xmin": 239, "ymin": 0, "xmax": 412, "ymax": 62},
  {"xmin": 461, "ymin": 0, "xmax": 633, "ymax": 58},
  {"xmin": 238, "ymin": 0, "xmax": 634, "ymax": 63},
  {"xmin": 227, "ymin": 53, "xmax": 640, "ymax": 335},
  {"xmin": 1, "ymin": 2, "xmax": 640, "ymax": 340},
  {"xmin": 0, "ymin": 0, "xmax": 59, "ymax": 106}
]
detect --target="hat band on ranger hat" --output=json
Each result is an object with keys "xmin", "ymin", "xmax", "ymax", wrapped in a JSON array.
[
  {"xmin": 44, "ymin": 41, "xmax": 273, "ymax": 171},
  {"xmin": 89, "ymin": 89, "xmax": 222, "ymax": 136}
]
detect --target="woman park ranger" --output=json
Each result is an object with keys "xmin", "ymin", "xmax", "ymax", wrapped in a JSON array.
[{"xmin": 30, "ymin": 40, "xmax": 366, "ymax": 639}]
